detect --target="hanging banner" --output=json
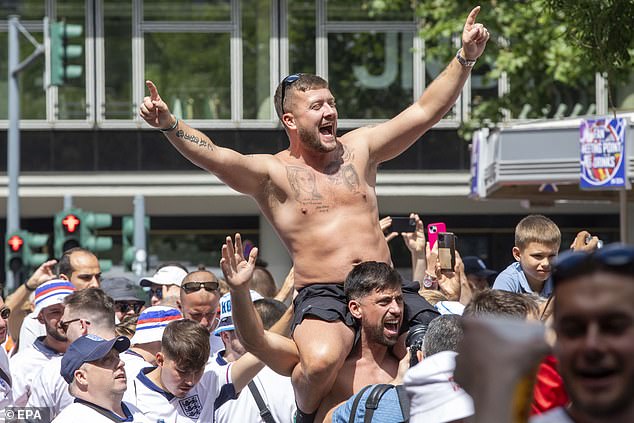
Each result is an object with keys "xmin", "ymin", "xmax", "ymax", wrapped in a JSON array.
[{"xmin": 579, "ymin": 117, "xmax": 629, "ymax": 189}]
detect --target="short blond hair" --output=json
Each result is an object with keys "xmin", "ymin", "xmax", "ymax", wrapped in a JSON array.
[{"xmin": 514, "ymin": 214, "xmax": 561, "ymax": 250}]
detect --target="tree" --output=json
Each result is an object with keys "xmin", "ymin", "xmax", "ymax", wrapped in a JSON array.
[{"xmin": 369, "ymin": 0, "xmax": 634, "ymax": 138}]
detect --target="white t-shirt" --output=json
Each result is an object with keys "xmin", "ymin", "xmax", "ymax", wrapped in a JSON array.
[
  {"xmin": 125, "ymin": 365, "xmax": 237, "ymax": 422},
  {"xmin": 10, "ymin": 336, "xmax": 63, "ymax": 406},
  {"xmin": 121, "ymin": 349, "xmax": 153, "ymax": 398},
  {"xmin": 212, "ymin": 350, "xmax": 296, "ymax": 423},
  {"xmin": 530, "ymin": 407, "xmax": 575, "ymax": 423},
  {"xmin": 209, "ymin": 333, "xmax": 224, "ymax": 356},
  {"xmin": 26, "ymin": 355, "xmax": 73, "ymax": 417},
  {"xmin": 0, "ymin": 347, "xmax": 14, "ymax": 420},
  {"xmin": 52, "ymin": 399, "xmax": 152, "ymax": 423},
  {"xmin": 17, "ymin": 312, "xmax": 46, "ymax": 351}
]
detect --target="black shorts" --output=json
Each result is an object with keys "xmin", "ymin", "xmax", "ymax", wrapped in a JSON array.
[{"xmin": 291, "ymin": 279, "xmax": 439, "ymax": 334}]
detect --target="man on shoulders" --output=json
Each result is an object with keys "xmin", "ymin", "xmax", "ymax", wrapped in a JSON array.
[{"xmin": 140, "ymin": 7, "xmax": 488, "ymax": 419}]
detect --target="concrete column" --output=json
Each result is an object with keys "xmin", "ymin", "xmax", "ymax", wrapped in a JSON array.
[{"xmin": 258, "ymin": 215, "xmax": 292, "ymax": 287}]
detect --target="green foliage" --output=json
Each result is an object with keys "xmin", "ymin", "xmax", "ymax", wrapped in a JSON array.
[{"xmin": 371, "ymin": 0, "xmax": 634, "ymax": 140}]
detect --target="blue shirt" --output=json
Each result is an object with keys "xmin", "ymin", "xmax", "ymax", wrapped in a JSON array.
[
  {"xmin": 331, "ymin": 385, "xmax": 405, "ymax": 423},
  {"xmin": 492, "ymin": 262, "xmax": 553, "ymax": 298}
]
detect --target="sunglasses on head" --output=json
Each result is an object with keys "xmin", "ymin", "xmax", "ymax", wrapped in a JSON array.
[
  {"xmin": 182, "ymin": 281, "xmax": 219, "ymax": 294},
  {"xmin": 0, "ymin": 307, "xmax": 10, "ymax": 320},
  {"xmin": 552, "ymin": 243, "xmax": 634, "ymax": 285},
  {"xmin": 115, "ymin": 301, "xmax": 144, "ymax": 314},
  {"xmin": 280, "ymin": 73, "xmax": 301, "ymax": 113}
]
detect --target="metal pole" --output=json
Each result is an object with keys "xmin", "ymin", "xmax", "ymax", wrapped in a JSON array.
[
  {"xmin": 6, "ymin": 15, "xmax": 21, "ymax": 292},
  {"xmin": 132, "ymin": 195, "xmax": 147, "ymax": 275},
  {"xmin": 619, "ymin": 189, "xmax": 627, "ymax": 243},
  {"xmin": 63, "ymin": 194, "xmax": 73, "ymax": 211}
]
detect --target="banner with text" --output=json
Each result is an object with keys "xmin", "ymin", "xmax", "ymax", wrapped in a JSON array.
[{"xmin": 579, "ymin": 117, "xmax": 629, "ymax": 189}]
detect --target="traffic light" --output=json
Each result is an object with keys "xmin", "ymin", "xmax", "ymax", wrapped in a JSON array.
[
  {"xmin": 5, "ymin": 230, "xmax": 50, "ymax": 282},
  {"xmin": 49, "ymin": 21, "xmax": 83, "ymax": 86},
  {"xmin": 122, "ymin": 216, "xmax": 150, "ymax": 271},
  {"xmin": 54, "ymin": 209, "xmax": 113, "ymax": 257}
]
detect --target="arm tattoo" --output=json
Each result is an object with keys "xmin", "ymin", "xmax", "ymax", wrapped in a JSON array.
[{"xmin": 175, "ymin": 129, "xmax": 214, "ymax": 151}]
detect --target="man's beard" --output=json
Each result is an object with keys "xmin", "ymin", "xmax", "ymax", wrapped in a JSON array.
[
  {"xmin": 45, "ymin": 321, "xmax": 67, "ymax": 343},
  {"xmin": 299, "ymin": 126, "xmax": 331, "ymax": 153},
  {"xmin": 367, "ymin": 322, "xmax": 397, "ymax": 347}
]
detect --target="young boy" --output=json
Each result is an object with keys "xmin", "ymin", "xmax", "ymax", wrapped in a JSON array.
[
  {"xmin": 125, "ymin": 319, "xmax": 263, "ymax": 422},
  {"xmin": 492, "ymin": 215, "xmax": 560, "ymax": 298}
]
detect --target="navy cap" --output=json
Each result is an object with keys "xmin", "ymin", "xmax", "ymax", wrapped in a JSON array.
[
  {"xmin": 462, "ymin": 256, "xmax": 498, "ymax": 279},
  {"xmin": 101, "ymin": 277, "xmax": 145, "ymax": 303},
  {"xmin": 60, "ymin": 334, "xmax": 130, "ymax": 384}
]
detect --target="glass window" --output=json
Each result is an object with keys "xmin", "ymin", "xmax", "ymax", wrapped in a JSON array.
[
  {"xmin": 328, "ymin": 32, "xmax": 414, "ymax": 119},
  {"xmin": 0, "ymin": 32, "xmax": 46, "ymax": 120},
  {"xmin": 143, "ymin": 0, "xmax": 231, "ymax": 21},
  {"xmin": 104, "ymin": 1, "xmax": 133, "ymax": 119},
  {"xmin": 242, "ymin": 0, "xmax": 272, "ymax": 120},
  {"xmin": 288, "ymin": 0, "xmax": 316, "ymax": 75},
  {"xmin": 509, "ymin": 79, "xmax": 595, "ymax": 120},
  {"xmin": 144, "ymin": 33, "xmax": 231, "ymax": 120},
  {"xmin": 326, "ymin": 0, "xmax": 414, "ymax": 21},
  {"xmin": 0, "ymin": 1, "xmax": 45, "ymax": 20}
]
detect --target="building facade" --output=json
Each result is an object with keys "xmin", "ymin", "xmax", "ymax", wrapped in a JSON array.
[{"xmin": 0, "ymin": 0, "xmax": 625, "ymax": 283}]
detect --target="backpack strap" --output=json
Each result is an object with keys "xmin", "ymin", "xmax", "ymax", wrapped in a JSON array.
[
  {"xmin": 248, "ymin": 381, "xmax": 276, "ymax": 423},
  {"xmin": 364, "ymin": 384, "xmax": 394, "ymax": 423},
  {"xmin": 348, "ymin": 385, "xmax": 373, "ymax": 423},
  {"xmin": 395, "ymin": 385, "xmax": 410, "ymax": 422}
]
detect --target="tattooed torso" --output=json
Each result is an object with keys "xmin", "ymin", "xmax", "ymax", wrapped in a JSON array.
[{"xmin": 257, "ymin": 141, "xmax": 391, "ymax": 288}]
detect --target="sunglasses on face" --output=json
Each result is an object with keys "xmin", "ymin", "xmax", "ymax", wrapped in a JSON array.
[
  {"xmin": 59, "ymin": 318, "xmax": 90, "ymax": 333},
  {"xmin": 0, "ymin": 307, "xmax": 10, "ymax": 320},
  {"xmin": 280, "ymin": 73, "xmax": 301, "ymax": 113},
  {"xmin": 181, "ymin": 281, "xmax": 219, "ymax": 294},
  {"xmin": 115, "ymin": 302, "xmax": 144, "ymax": 314},
  {"xmin": 149, "ymin": 287, "xmax": 163, "ymax": 300},
  {"xmin": 552, "ymin": 243, "xmax": 634, "ymax": 285}
]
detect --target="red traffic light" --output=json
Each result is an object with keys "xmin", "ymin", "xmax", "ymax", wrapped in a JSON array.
[
  {"xmin": 7, "ymin": 235, "xmax": 24, "ymax": 252},
  {"xmin": 62, "ymin": 214, "xmax": 80, "ymax": 233}
]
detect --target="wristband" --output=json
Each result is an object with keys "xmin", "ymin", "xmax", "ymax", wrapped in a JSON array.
[
  {"xmin": 159, "ymin": 117, "xmax": 179, "ymax": 133},
  {"xmin": 456, "ymin": 49, "xmax": 476, "ymax": 68}
]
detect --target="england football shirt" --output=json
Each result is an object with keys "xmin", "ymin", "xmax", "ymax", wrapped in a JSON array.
[
  {"xmin": 52, "ymin": 398, "xmax": 152, "ymax": 422},
  {"xmin": 127, "ymin": 365, "xmax": 236, "ymax": 422},
  {"xmin": 11, "ymin": 336, "xmax": 63, "ymax": 406}
]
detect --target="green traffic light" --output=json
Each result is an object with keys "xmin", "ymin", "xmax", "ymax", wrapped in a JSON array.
[{"xmin": 49, "ymin": 21, "xmax": 83, "ymax": 86}]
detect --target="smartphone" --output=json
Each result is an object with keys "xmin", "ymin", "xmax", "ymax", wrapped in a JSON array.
[
  {"xmin": 390, "ymin": 216, "xmax": 416, "ymax": 233},
  {"xmin": 438, "ymin": 232, "xmax": 456, "ymax": 271},
  {"xmin": 427, "ymin": 222, "xmax": 447, "ymax": 249}
]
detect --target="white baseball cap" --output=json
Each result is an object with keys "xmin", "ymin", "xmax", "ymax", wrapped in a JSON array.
[
  {"xmin": 139, "ymin": 266, "xmax": 187, "ymax": 288},
  {"xmin": 404, "ymin": 351, "xmax": 474, "ymax": 423}
]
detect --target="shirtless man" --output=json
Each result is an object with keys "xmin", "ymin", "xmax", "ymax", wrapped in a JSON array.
[{"xmin": 140, "ymin": 6, "xmax": 488, "ymax": 421}]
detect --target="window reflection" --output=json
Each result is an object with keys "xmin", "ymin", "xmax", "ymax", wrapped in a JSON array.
[
  {"xmin": 143, "ymin": 0, "xmax": 231, "ymax": 21},
  {"xmin": 144, "ymin": 33, "xmax": 231, "ymax": 120},
  {"xmin": 328, "ymin": 32, "xmax": 413, "ymax": 119}
]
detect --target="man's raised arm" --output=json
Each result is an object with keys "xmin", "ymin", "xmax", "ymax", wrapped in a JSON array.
[
  {"xmin": 139, "ymin": 81, "xmax": 271, "ymax": 196},
  {"xmin": 220, "ymin": 234, "xmax": 300, "ymax": 377},
  {"xmin": 365, "ymin": 6, "xmax": 490, "ymax": 163}
]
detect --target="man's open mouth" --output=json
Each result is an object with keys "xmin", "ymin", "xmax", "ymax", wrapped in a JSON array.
[{"xmin": 319, "ymin": 123, "xmax": 334, "ymax": 136}]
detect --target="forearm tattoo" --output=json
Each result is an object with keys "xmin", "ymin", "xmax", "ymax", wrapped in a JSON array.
[{"xmin": 175, "ymin": 129, "xmax": 214, "ymax": 152}]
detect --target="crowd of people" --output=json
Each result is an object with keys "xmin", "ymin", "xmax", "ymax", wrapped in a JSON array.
[{"xmin": 1, "ymin": 5, "xmax": 631, "ymax": 423}]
